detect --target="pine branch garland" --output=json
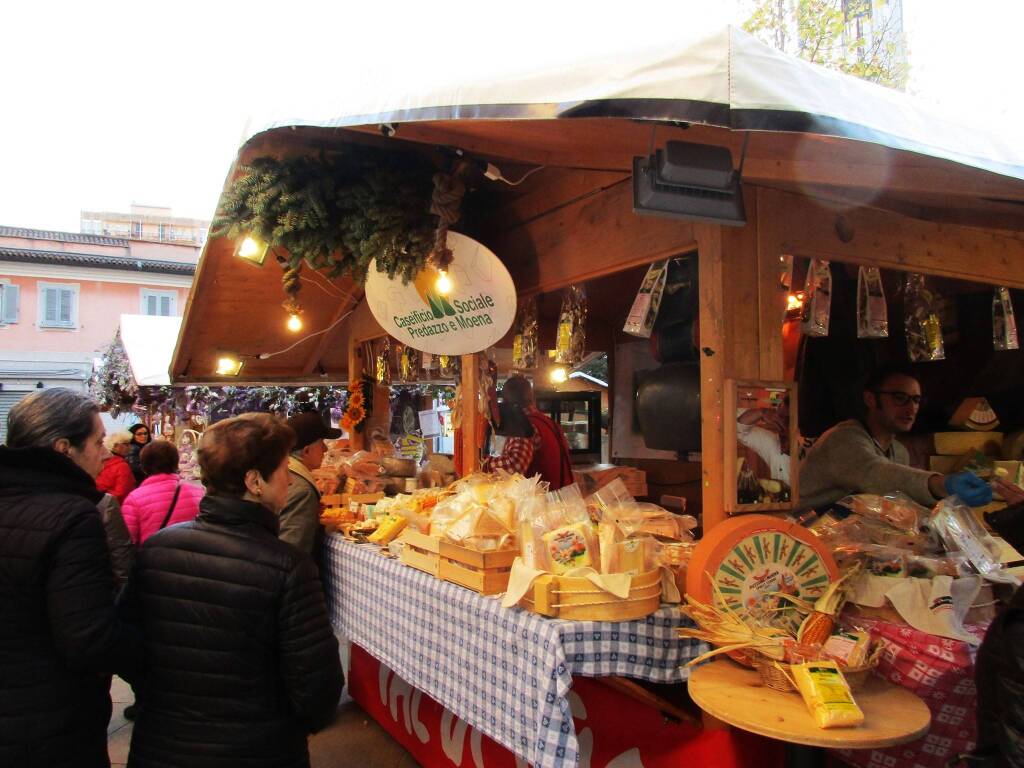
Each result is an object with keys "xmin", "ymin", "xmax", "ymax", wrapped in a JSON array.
[{"xmin": 212, "ymin": 147, "xmax": 438, "ymax": 288}]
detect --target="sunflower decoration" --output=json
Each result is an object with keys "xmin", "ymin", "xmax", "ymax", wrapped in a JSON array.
[{"xmin": 342, "ymin": 376, "xmax": 373, "ymax": 433}]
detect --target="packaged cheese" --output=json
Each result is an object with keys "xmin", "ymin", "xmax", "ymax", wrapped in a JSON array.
[
  {"xmin": 791, "ymin": 661, "xmax": 864, "ymax": 729},
  {"xmin": 822, "ymin": 629, "xmax": 871, "ymax": 667},
  {"xmin": 543, "ymin": 523, "xmax": 593, "ymax": 574}
]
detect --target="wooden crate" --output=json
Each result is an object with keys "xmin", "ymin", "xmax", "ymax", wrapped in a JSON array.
[
  {"xmin": 438, "ymin": 541, "xmax": 518, "ymax": 595},
  {"xmin": 520, "ymin": 568, "xmax": 662, "ymax": 621},
  {"xmin": 399, "ymin": 530, "xmax": 440, "ymax": 577}
]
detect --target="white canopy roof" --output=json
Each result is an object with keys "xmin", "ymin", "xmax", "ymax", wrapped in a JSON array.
[
  {"xmin": 248, "ymin": 26, "xmax": 1023, "ymax": 182},
  {"xmin": 120, "ymin": 314, "xmax": 181, "ymax": 387}
]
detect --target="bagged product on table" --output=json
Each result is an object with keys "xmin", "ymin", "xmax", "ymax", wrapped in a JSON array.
[
  {"xmin": 856, "ymin": 266, "xmax": 889, "ymax": 338},
  {"xmin": 993, "ymin": 286, "xmax": 1020, "ymax": 351},
  {"xmin": 904, "ymin": 273, "xmax": 945, "ymax": 362},
  {"xmin": 801, "ymin": 259, "xmax": 832, "ymax": 337},
  {"xmin": 792, "ymin": 660, "xmax": 864, "ymax": 728},
  {"xmin": 555, "ymin": 285, "xmax": 588, "ymax": 366},
  {"xmin": 837, "ymin": 491, "xmax": 929, "ymax": 534},
  {"xmin": 623, "ymin": 260, "xmax": 668, "ymax": 338},
  {"xmin": 822, "ymin": 629, "xmax": 871, "ymax": 668},
  {"xmin": 932, "ymin": 497, "xmax": 1009, "ymax": 580}
]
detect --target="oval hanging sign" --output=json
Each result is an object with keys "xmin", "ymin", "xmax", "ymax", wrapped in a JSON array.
[{"xmin": 365, "ymin": 232, "xmax": 516, "ymax": 355}]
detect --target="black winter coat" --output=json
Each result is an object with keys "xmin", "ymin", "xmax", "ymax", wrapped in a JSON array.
[
  {"xmin": 0, "ymin": 446, "xmax": 142, "ymax": 768},
  {"xmin": 127, "ymin": 494, "xmax": 343, "ymax": 768},
  {"xmin": 973, "ymin": 583, "xmax": 1024, "ymax": 767}
]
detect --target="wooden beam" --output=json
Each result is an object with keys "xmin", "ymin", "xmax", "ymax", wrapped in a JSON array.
[
  {"xmin": 756, "ymin": 188, "xmax": 788, "ymax": 380},
  {"xmin": 761, "ymin": 187, "xmax": 1024, "ymax": 289},
  {"xmin": 491, "ymin": 178, "xmax": 698, "ymax": 297},
  {"xmin": 697, "ymin": 224, "xmax": 727, "ymax": 532}
]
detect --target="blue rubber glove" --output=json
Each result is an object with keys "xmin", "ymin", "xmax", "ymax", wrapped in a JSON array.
[{"xmin": 944, "ymin": 471, "xmax": 993, "ymax": 507}]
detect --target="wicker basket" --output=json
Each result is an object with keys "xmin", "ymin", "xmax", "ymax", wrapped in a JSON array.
[{"xmin": 752, "ymin": 649, "xmax": 881, "ymax": 693}]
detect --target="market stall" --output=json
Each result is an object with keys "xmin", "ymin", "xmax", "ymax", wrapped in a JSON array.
[{"xmin": 170, "ymin": 23, "xmax": 1024, "ymax": 768}]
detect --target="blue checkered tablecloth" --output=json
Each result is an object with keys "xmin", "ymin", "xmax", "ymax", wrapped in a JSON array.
[{"xmin": 323, "ymin": 535, "xmax": 708, "ymax": 768}]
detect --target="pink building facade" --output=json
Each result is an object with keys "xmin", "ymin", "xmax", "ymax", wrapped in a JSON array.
[{"xmin": 0, "ymin": 226, "xmax": 198, "ymax": 439}]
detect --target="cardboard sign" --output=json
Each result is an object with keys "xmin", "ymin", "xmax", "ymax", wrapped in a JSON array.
[{"xmin": 365, "ymin": 232, "xmax": 516, "ymax": 355}]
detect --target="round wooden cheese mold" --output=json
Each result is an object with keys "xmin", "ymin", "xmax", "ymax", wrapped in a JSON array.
[{"xmin": 686, "ymin": 514, "xmax": 839, "ymax": 634}]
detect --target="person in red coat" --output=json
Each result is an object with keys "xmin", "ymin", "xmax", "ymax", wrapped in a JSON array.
[
  {"xmin": 96, "ymin": 430, "xmax": 136, "ymax": 503},
  {"xmin": 500, "ymin": 376, "xmax": 574, "ymax": 490}
]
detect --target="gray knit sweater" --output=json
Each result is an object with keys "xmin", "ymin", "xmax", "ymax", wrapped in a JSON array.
[{"xmin": 798, "ymin": 419, "xmax": 938, "ymax": 511}]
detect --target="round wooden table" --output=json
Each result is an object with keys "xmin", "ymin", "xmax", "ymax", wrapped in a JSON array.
[{"xmin": 688, "ymin": 659, "xmax": 931, "ymax": 765}]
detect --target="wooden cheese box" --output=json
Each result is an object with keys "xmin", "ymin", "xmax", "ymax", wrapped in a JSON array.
[
  {"xmin": 520, "ymin": 568, "xmax": 662, "ymax": 621},
  {"xmin": 438, "ymin": 541, "xmax": 518, "ymax": 595},
  {"xmin": 398, "ymin": 530, "xmax": 440, "ymax": 577}
]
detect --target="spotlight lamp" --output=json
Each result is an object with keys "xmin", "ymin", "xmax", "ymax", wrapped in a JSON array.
[
  {"xmin": 235, "ymin": 235, "xmax": 269, "ymax": 265},
  {"xmin": 549, "ymin": 366, "xmax": 568, "ymax": 384},
  {"xmin": 215, "ymin": 355, "xmax": 244, "ymax": 376}
]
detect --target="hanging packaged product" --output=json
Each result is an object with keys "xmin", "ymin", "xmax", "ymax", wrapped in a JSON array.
[
  {"xmin": 904, "ymin": 273, "xmax": 945, "ymax": 362},
  {"xmin": 623, "ymin": 260, "xmax": 668, "ymax": 338},
  {"xmin": 856, "ymin": 266, "xmax": 889, "ymax": 338},
  {"xmin": 800, "ymin": 259, "xmax": 832, "ymax": 337},
  {"xmin": 375, "ymin": 337, "xmax": 392, "ymax": 384},
  {"xmin": 993, "ymin": 286, "xmax": 1020, "ymax": 351},
  {"xmin": 512, "ymin": 295, "xmax": 539, "ymax": 370},
  {"xmin": 398, "ymin": 344, "xmax": 419, "ymax": 382},
  {"xmin": 555, "ymin": 285, "xmax": 588, "ymax": 365}
]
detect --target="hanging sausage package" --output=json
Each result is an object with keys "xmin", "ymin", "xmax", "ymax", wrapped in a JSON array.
[
  {"xmin": 857, "ymin": 266, "xmax": 889, "ymax": 338},
  {"xmin": 904, "ymin": 273, "xmax": 945, "ymax": 362},
  {"xmin": 801, "ymin": 259, "xmax": 832, "ymax": 337},
  {"xmin": 555, "ymin": 285, "xmax": 588, "ymax": 366},
  {"xmin": 993, "ymin": 286, "xmax": 1020, "ymax": 351},
  {"xmin": 623, "ymin": 260, "xmax": 668, "ymax": 338},
  {"xmin": 512, "ymin": 295, "xmax": 539, "ymax": 369}
]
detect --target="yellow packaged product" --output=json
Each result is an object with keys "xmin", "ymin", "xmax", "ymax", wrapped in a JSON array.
[
  {"xmin": 616, "ymin": 538, "xmax": 646, "ymax": 576},
  {"xmin": 791, "ymin": 660, "xmax": 865, "ymax": 729},
  {"xmin": 367, "ymin": 514, "xmax": 408, "ymax": 545}
]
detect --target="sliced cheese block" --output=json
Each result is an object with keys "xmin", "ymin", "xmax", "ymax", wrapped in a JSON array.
[
  {"xmin": 934, "ymin": 431, "xmax": 1003, "ymax": 457},
  {"xmin": 948, "ymin": 397, "xmax": 1000, "ymax": 431},
  {"xmin": 687, "ymin": 514, "xmax": 838, "ymax": 635}
]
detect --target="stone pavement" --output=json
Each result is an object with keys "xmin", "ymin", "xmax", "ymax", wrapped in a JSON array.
[{"xmin": 108, "ymin": 677, "xmax": 417, "ymax": 768}]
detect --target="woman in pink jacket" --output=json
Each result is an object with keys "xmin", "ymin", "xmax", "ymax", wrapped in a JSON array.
[{"xmin": 122, "ymin": 441, "xmax": 204, "ymax": 546}]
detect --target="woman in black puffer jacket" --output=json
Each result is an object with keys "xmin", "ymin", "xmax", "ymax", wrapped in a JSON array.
[
  {"xmin": 126, "ymin": 412, "xmax": 343, "ymax": 768},
  {"xmin": 0, "ymin": 388, "xmax": 141, "ymax": 768}
]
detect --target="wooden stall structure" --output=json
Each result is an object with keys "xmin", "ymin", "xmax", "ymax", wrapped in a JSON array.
[{"xmin": 170, "ymin": 25, "xmax": 1024, "ymax": 532}]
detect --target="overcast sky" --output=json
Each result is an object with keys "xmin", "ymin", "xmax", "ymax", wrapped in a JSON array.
[{"xmin": 0, "ymin": 1, "xmax": 1019, "ymax": 233}]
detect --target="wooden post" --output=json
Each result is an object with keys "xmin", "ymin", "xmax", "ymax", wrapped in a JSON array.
[
  {"xmin": 696, "ymin": 188, "xmax": 772, "ymax": 532},
  {"xmin": 460, "ymin": 353, "xmax": 481, "ymax": 475}
]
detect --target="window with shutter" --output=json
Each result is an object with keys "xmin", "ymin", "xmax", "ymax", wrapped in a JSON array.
[
  {"xmin": 39, "ymin": 283, "xmax": 77, "ymax": 328},
  {"xmin": 146, "ymin": 295, "xmax": 158, "ymax": 315},
  {"xmin": 160, "ymin": 295, "xmax": 171, "ymax": 316},
  {"xmin": 1, "ymin": 284, "xmax": 18, "ymax": 324}
]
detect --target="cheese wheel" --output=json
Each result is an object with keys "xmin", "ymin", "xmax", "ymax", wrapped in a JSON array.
[{"xmin": 687, "ymin": 514, "xmax": 838, "ymax": 635}]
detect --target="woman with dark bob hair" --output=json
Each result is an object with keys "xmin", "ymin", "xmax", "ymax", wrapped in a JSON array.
[
  {"xmin": 126, "ymin": 413, "xmax": 343, "ymax": 768},
  {"xmin": 121, "ymin": 441, "xmax": 204, "ymax": 546},
  {"xmin": 0, "ymin": 388, "xmax": 141, "ymax": 768}
]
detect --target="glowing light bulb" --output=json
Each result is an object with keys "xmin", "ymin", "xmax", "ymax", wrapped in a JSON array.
[
  {"xmin": 549, "ymin": 366, "xmax": 568, "ymax": 384},
  {"xmin": 287, "ymin": 313, "xmax": 303, "ymax": 332},
  {"xmin": 435, "ymin": 269, "xmax": 452, "ymax": 295},
  {"xmin": 235, "ymin": 235, "xmax": 268, "ymax": 265},
  {"xmin": 786, "ymin": 293, "xmax": 802, "ymax": 312},
  {"xmin": 215, "ymin": 356, "xmax": 243, "ymax": 376}
]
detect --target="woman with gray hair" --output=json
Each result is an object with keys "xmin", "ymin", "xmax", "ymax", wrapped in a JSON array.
[
  {"xmin": 0, "ymin": 387, "xmax": 141, "ymax": 768},
  {"xmin": 97, "ymin": 429, "xmax": 136, "ymax": 503}
]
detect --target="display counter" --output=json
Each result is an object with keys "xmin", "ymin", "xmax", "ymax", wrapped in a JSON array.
[{"xmin": 322, "ymin": 534, "xmax": 710, "ymax": 768}]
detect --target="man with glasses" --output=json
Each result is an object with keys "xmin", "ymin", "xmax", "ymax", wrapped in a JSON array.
[{"xmin": 799, "ymin": 364, "xmax": 992, "ymax": 511}]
